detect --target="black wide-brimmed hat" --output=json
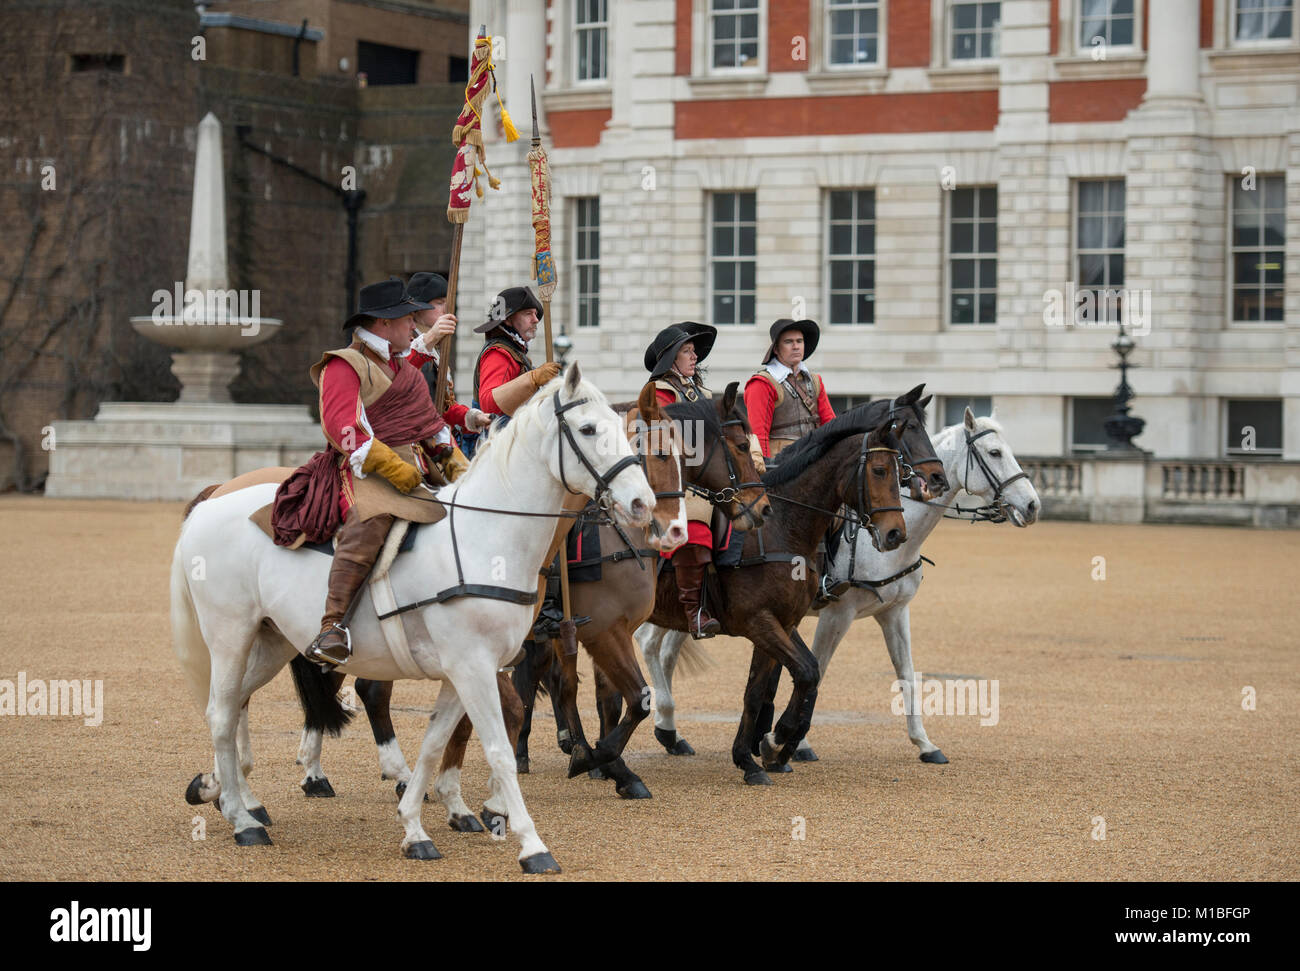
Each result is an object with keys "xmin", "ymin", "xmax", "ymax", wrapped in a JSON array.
[
  {"xmin": 762, "ymin": 318, "xmax": 820, "ymax": 364},
  {"xmin": 644, "ymin": 322, "xmax": 716, "ymax": 378},
  {"xmin": 407, "ymin": 271, "xmax": 448, "ymax": 304},
  {"xmin": 343, "ymin": 277, "xmax": 433, "ymax": 330},
  {"xmin": 474, "ymin": 285, "xmax": 545, "ymax": 334}
]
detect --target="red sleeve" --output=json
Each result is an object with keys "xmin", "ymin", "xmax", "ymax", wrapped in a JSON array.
[
  {"xmin": 407, "ymin": 347, "xmax": 434, "ymax": 369},
  {"xmin": 443, "ymin": 400, "xmax": 469, "ymax": 430},
  {"xmin": 816, "ymin": 377, "xmax": 836, "ymax": 426},
  {"xmin": 477, "ymin": 347, "xmax": 522, "ymax": 416},
  {"xmin": 654, "ymin": 388, "xmax": 675, "ymax": 408},
  {"xmin": 743, "ymin": 376, "xmax": 778, "ymax": 457},
  {"xmin": 319, "ymin": 357, "xmax": 371, "ymax": 455}
]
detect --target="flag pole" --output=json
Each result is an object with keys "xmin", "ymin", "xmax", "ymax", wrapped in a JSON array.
[{"xmin": 528, "ymin": 75, "xmax": 579, "ymax": 665}]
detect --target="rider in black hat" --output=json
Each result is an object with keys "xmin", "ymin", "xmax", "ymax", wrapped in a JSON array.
[
  {"xmin": 644, "ymin": 322, "xmax": 762, "ymax": 638},
  {"xmin": 743, "ymin": 318, "xmax": 835, "ymax": 459},
  {"xmin": 470, "ymin": 285, "xmax": 562, "ymax": 434},
  {"xmin": 406, "ymin": 271, "xmax": 492, "ymax": 446}
]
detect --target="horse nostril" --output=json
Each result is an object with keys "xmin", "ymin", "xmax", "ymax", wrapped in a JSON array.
[
  {"xmin": 886, "ymin": 528, "xmax": 902, "ymax": 547},
  {"xmin": 631, "ymin": 498, "xmax": 647, "ymax": 518},
  {"xmin": 1028, "ymin": 500, "xmax": 1038, "ymax": 513}
]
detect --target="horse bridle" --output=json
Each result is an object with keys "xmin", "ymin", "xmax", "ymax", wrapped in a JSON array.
[
  {"xmin": 553, "ymin": 392, "xmax": 642, "ymax": 512},
  {"xmin": 683, "ymin": 413, "xmax": 767, "ymax": 521},
  {"xmin": 959, "ymin": 426, "xmax": 1029, "ymax": 522}
]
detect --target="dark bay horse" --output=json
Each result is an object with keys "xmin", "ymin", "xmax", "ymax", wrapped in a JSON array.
[{"xmin": 637, "ymin": 398, "xmax": 934, "ymax": 785}]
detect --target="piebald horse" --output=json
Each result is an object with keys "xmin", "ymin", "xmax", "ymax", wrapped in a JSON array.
[{"xmin": 170, "ymin": 363, "xmax": 653, "ymax": 873}]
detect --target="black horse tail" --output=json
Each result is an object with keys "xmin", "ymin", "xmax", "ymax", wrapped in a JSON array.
[{"xmin": 290, "ymin": 654, "xmax": 354, "ymax": 737}]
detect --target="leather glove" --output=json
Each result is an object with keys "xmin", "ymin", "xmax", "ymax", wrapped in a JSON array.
[
  {"xmin": 748, "ymin": 433, "xmax": 767, "ymax": 475},
  {"xmin": 440, "ymin": 446, "xmax": 471, "ymax": 483},
  {"xmin": 362, "ymin": 440, "xmax": 422, "ymax": 493},
  {"xmin": 529, "ymin": 361, "xmax": 563, "ymax": 389}
]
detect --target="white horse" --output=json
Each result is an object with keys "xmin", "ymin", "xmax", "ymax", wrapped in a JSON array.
[
  {"xmin": 637, "ymin": 408, "xmax": 1039, "ymax": 767},
  {"xmin": 170, "ymin": 363, "xmax": 654, "ymax": 873}
]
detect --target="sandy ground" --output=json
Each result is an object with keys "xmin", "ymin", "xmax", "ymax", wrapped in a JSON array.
[{"xmin": 0, "ymin": 495, "xmax": 1296, "ymax": 881}]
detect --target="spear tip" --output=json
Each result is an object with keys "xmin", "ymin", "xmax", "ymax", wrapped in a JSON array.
[{"xmin": 530, "ymin": 75, "xmax": 540, "ymax": 144}]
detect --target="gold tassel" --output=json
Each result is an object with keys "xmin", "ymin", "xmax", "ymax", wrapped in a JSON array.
[{"xmin": 501, "ymin": 105, "xmax": 519, "ymax": 143}]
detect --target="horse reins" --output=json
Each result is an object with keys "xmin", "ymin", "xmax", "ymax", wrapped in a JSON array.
[
  {"xmin": 903, "ymin": 426, "xmax": 1029, "ymax": 523},
  {"xmin": 682, "ymin": 413, "xmax": 767, "ymax": 522}
]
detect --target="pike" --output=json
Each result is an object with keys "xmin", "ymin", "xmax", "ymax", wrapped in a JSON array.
[
  {"xmin": 528, "ymin": 75, "xmax": 580, "ymax": 665},
  {"xmin": 434, "ymin": 25, "xmax": 518, "ymax": 413}
]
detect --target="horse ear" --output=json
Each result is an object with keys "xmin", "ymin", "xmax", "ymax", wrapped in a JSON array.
[
  {"xmin": 564, "ymin": 361, "xmax": 582, "ymax": 395},
  {"xmin": 919, "ymin": 394, "xmax": 933, "ymax": 409},
  {"xmin": 900, "ymin": 383, "xmax": 925, "ymax": 404},
  {"xmin": 637, "ymin": 382, "xmax": 658, "ymax": 420},
  {"xmin": 722, "ymin": 381, "xmax": 739, "ymax": 414},
  {"xmin": 964, "ymin": 406, "xmax": 977, "ymax": 431}
]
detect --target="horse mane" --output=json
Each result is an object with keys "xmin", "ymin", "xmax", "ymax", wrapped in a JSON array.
[
  {"xmin": 761, "ymin": 398, "xmax": 894, "ymax": 487},
  {"xmin": 661, "ymin": 395, "xmax": 723, "ymax": 436}
]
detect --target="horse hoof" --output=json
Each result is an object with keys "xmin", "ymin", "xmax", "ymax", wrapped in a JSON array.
[
  {"xmin": 448, "ymin": 814, "xmax": 486, "ymax": 833},
  {"xmin": 764, "ymin": 761, "xmax": 793, "ymax": 774},
  {"xmin": 394, "ymin": 781, "xmax": 430, "ymax": 803},
  {"xmin": 655, "ymin": 727, "xmax": 693, "ymax": 755},
  {"xmin": 184, "ymin": 774, "xmax": 207, "ymax": 806},
  {"xmin": 567, "ymin": 745, "xmax": 595, "ymax": 778},
  {"xmin": 301, "ymin": 776, "xmax": 336, "ymax": 798},
  {"xmin": 248, "ymin": 806, "xmax": 272, "ymax": 826},
  {"xmin": 403, "ymin": 840, "xmax": 443, "ymax": 861},
  {"xmin": 792, "ymin": 746, "xmax": 819, "ymax": 762},
  {"xmin": 588, "ymin": 765, "xmax": 609, "ymax": 781},
  {"xmin": 481, "ymin": 806, "xmax": 508, "ymax": 834},
  {"xmin": 758, "ymin": 734, "xmax": 789, "ymax": 771},
  {"xmin": 519, "ymin": 852, "xmax": 561, "ymax": 875},
  {"xmin": 234, "ymin": 826, "xmax": 271, "ymax": 846},
  {"xmin": 516, "ymin": 756, "xmax": 530, "ymax": 774},
  {"xmin": 920, "ymin": 749, "xmax": 949, "ymax": 764},
  {"xmin": 616, "ymin": 779, "xmax": 652, "ymax": 800},
  {"xmin": 744, "ymin": 770, "xmax": 774, "ymax": 786}
]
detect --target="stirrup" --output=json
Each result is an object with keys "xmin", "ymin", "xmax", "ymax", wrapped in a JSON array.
[
  {"xmin": 815, "ymin": 574, "xmax": 850, "ymax": 606},
  {"xmin": 306, "ymin": 623, "xmax": 351, "ymax": 670},
  {"xmin": 689, "ymin": 608, "xmax": 720, "ymax": 640}
]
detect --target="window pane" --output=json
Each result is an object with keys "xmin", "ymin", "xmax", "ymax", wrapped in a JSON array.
[
  {"xmin": 714, "ymin": 262, "xmax": 735, "ymax": 290},
  {"xmin": 857, "ymin": 223, "xmax": 875, "ymax": 254},
  {"xmin": 831, "ymin": 293, "xmax": 853, "ymax": 325},
  {"xmin": 951, "ymin": 293, "xmax": 974, "ymax": 324},
  {"xmin": 978, "ymin": 220, "xmax": 997, "ymax": 252},
  {"xmin": 740, "ymin": 261, "xmax": 756, "ymax": 291},
  {"xmin": 1108, "ymin": 253, "xmax": 1124, "ymax": 286},
  {"xmin": 978, "ymin": 290, "xmax": 997, "ymax": 323},
  {"xmin": 830, "ymin": 260, "xmax": 853, "ymax": 290},
  {"xmin": 1111, "ymin": 18, "xmax": 1133, "ymax": 45},
  {"xmin": 738, "ymin": 192, "xmax": 756, "ymax": 221},
  {"xmin": 1079, "ymin": 253, "xmax": 1106, "ymax": 287},
  {"xmin": 1234, "ymin": 251, "xmax": 1262, "ymax": 285},
  {"xmin": 738, "ymin": 225, "xmax": 756, "ymax": 255},
  {"xmin": 714, "ymin": 193, "xmax": 734, "ymax": 221},
  {"xmin": 952, "ymin": 188, "xmax": 974, "ymax": 218},
  {"xmin": 1078, "ymin": 181, "xmax": 1105, "ymax": 212},
  {"xmin": 1264, "ymin": 175, "xmax": 1286, "ymax": 209},
  {"xmin": 713, "ymin": 226, "xmax": 734, "ymax": 257},
  {"xmin": 952, "ymin": 258, "xmax": 975, "ymax": 289},
  {"xmin": 980, "ymin": 258, "xmax": 997, "ymax": 288},
  {"xmin": 739, "ymin": 294, "xmax": 755, "ymax": 323},
  {"xmin": 858, "ymin": 292, "xmax": 874, "ymax": 324},
  {"xmin": 954, "ymin": 3, "xmax": 977, "ymax": 29},
  {"xmin": 1227, "ymin": 399, "xmax": 1283, "ymax": 451},
  {"xmin": 952, "ymin": 222, "xmax": 974, "ymax": 252},
  {"xmin": 830, "ymin": 191, "xmax": 853, "ymax": 220},
  {"xmin": 1107, "ymin": 214, "xmax": 1126, "ymax": 249},
  {"xmin": 830, "ymin": 223, "xmax": 852, "ymax": 254},
  {"xmin": 857, "ymin": 260, "xmax": 875, "ymax": 290},
  {"xmin": 714, "ymin": 294, "xmax": 735, "ymax": 324}
]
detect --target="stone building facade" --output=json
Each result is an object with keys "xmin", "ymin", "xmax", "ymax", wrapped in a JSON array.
[{"xmin": 451, "ymin": 0, "xmax": 1300, "ymax": 463}]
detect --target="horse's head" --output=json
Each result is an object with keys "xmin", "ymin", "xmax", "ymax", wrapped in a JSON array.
[
  {"xmin": 891, "ymin": 384, "xmax": 949, "ymax": 500},
  {"xmin": 630, "ymin": 384, "xmax": 688, "ymax": 552},
  {"xmin": 844, "ymin": 415, "xmax": 908, "ymax": 552},
  {"xmin": 954, "ymin": 408, "xmax": 1040, "ymax": 527},
  {"xmin": 664, "ymin": 382, "xmax": 771, "ymax": 531},
  {"xmin": 547, "ymin": 362, "xmax": 654, "ymax": 529}
]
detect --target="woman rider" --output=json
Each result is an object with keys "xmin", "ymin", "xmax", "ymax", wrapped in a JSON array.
[{"xmin": 643, "ymin": 322, "xmax": 764, "ymax": 638}]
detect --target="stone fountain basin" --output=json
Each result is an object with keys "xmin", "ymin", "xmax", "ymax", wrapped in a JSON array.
[{"xmin": 131, "ymin": 316, "xmax": 283, "ymax": 351}]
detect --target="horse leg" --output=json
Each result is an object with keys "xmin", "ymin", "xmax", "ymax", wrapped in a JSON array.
[
  {"xmin": 588, "ymin": 655, "xmax": 651, "ymax": 799},
  {"xmin": 355, "ymin": 678, "xmax": 417, "ymax": 798},
  {"xmin": 759, "ymin": 629, "xmax": 821, "ymax": 769},
  {"xmin": 396, "ymin": 683, "xmax": 465, "ymax": 861},
  {"xmin": 206, "ymin": 635, "xmax": 270, "ymax": 844},
  {"xmin": 552, "ymin": 636, "xmax": 603, "ymax": 779},
  {"xmin": 510, "ymin": 639, "xmax": 544, "ymax": 773},
  {"xmin": 750, "ymin": 662, "xmax": 790, "ymax": 771},
  {"xmin": 879, "ymin": 603, "xmax": 946, "ymax": 763},
  {"xmin": 449, "ymin": 656, "xmax": 558, "ymax": 873},
  {"xmin": 638, "ymin": 623, "xmax": 694, "ymax": 755},
  {"xmin": 733, "ymin": 649, "xmax": 780, "ymax": 786},
  {"xmin": 230, "ymin": 635, "xmax": 295, "ymax": 826},
  {"xmin": 793, "ymin": 596, "xmax": 856, "ymax": 761},
  {"xmin": 433, "ymin": 710, "xmax": 482, "ymax": 832},
  {"xmin": 296, "ymin": 668, "xmax": 345, "ymax": 797}
]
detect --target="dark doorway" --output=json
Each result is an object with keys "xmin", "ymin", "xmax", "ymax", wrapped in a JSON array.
[{"xmin": 357, "ymin": 41, "xmax": 419, "ymax": 85}]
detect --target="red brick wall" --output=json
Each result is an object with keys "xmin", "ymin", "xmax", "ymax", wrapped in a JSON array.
[
  {"xmin": 1201, "ymin": 0, "xmax": 1213, "ymax": 47},
  {"xmin": 1050, "ymin": 0, "xmax": 1059, "ymax": 55},
  {"xmin": 549, "ymin": 107, "xmax": 612, "ymax": 146},
  {"xmin": 1048, "ymin": 78, "xmax": 1146, "ymax": 122},
  {"xmin": 888, "ymin": 0, "xmax": 931, "ymax": 67},
  {"xmin": 769, "ymin": 0, "xmax": 811, "ymax": 72},
  {"xmin": 676, "ymin": 0, "xmax": 692, "ymax": 75},
  {"xmin": 676, "ymin": 89, "xmax": 998, "ymax": 138}
]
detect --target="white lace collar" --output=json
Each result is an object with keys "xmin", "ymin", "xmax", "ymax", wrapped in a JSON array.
[
  {"xmin": 355, "ymin": 326, "xmax": 413, "ymax": 362},
  {"xmin": 764, "ymin": 359, "xmax": 810, "ymax": 383}
]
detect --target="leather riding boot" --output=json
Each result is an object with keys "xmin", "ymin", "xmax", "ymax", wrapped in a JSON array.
[
  {"xmin": 306, "ymin": 510, "xmax": 395, "ymax": 668},
  {"xmin": 673, "ymin": 544, "xmax": 721, "ymax": 638}
]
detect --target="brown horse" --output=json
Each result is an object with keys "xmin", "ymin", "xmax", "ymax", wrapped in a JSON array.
[
  {"xmin": 296, "ymin": 382, "xmax": 769, "ymax": 817},
  {"xmin": 641, "ymin": 399, "xmax": 917, "ymax": 785}
]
